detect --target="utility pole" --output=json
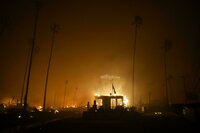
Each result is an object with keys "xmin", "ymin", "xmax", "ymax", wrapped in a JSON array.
[
  {"xmin": 148, "ymin": 91, "xmax": 151, "ymax": 106},
  {"xmin": 168, "ymin": 75, "xmax": 173, "ymax": 106},
  {"xmin": 43, "ymin": 24, "xmax": 60, "ymax": 111},
  {"xmin": 53, "ymin": 92, "xmax": 57, "ymax": 108},
  {"xmin": 132, "ymin": 16, "xmax": 142, "ymax": 106},
  {"xmin": 20, "ymin": 47, "xmax": 30, "ymax": 105},
  {"xmin": 23, "ymin": 2, "xmax": 40, "ymax": 111},
  {"xmin": 163, "ymin": 40, "xmax": 172, "ymax": 107},
  {"xmin": 63, "ymin": 80, "xmax": 68, "ymax": 108},
  {"xmin": 73, "ymin": 88, "xmax": 78, "ymax": 106},
  {"xmin": 181, "ymin": 76, "xmax": 187, "ymax": 104}
]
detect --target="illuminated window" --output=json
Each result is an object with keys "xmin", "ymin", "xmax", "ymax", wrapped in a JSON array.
[
  {"xmin": 111, "ymin": 98, "xmax": 116, "ymax": 109},
  {"xmin": 117, "ymin": 99, "xmax": 123, "ymax": 106}
]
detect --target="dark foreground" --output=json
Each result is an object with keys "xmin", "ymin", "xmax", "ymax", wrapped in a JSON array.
[{"xmin": 1, "ymin": 111, "xmax": 198, "ymax": 133}]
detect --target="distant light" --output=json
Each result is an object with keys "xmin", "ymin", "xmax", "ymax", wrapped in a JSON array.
[
  {"xmin": 123, "ymin": 96, "xmax": 129, "ymax": 106},
  {"xmin": 37, "ymin": 105, "xmax": 43, "ymax": 111},
  {"xmin": 71, "ymin": 105, "xmax": 76, "ymax": 108},
  {"xmin": 3, "ymin": 104, "xmax": 6, "ymax": 108},
  {"xmin": 30, "ymin": 115, "xmax": 33, "ymax": 118},
  {"xmin": 141, "ymin": 106, "xmax": 145, "ymax": 112},
  {"xmin": 54, "ymin": 110, "xmax": 59, "ymax": 114},
  {"xmin": 95, "ymin": 94, "xmax": 100, "ymax": 97},
  {"xmin": 154, "ymin": 112, "xmax": 162, "ymax": 115},
  {"xmin": 18, "ymin": 115, "xmax": 22, "ymax": 119}
]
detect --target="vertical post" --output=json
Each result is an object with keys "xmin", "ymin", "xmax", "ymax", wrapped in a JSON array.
[
  {"xmin": 168, "ymin": 76, "xmax": 173, "ymax": 105},
  {"xmin": 23, "ymin": 2, "xmax": 40, "ymax": 111},
  {"xmin": 163, "ymin": 49, "xmax": 169, "ymax": 106},
  {"xmin": 181, "ymin": 76, "xmax": 187, "ymax": 104},
  {"xmin": 115, "ymin": 98, "xmax": 117, "ymax": 107},
  {"xmin": 20, "ymin": 48, "xmax": 30, "ymax": 105},
  {"xmin": 53, "ymin": 92, "xmax": 57, "ymax": 108},
  {"xmin": 132, "ymin": 16, "xmax": 142, "ymax": 106},
  {"xmin": 148, "ymin": 91, "xmax": 151, "ymax": 106},
  {"xmin": 43, "ymin": 24, "xmax": 59, "ymax": 111},
  {"xmin": 122, "ymin": 98, "xmax": 124, "ymax": 106},
  {"xmin": 132, "ymin": 23, "xmax": 137, "ymax": 106},
  {"xmin": 163, "ymin": 40, "xmax": 172, "ymax": 107},
  {"xmin": 63, "ymin": 80, "xmax": 68, "ymax": 108},
  {"xmin": 73, "ymin": 88, "xmax": 78, "ymax": 106}
]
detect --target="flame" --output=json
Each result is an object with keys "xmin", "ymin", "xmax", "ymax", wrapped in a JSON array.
[
  {"xmin": 37, "ymin": 105, "xmax": 43, "ymax": 111},
  {"xmin": 94, "ymin": 93, "xmax": 129, "ymax": 107},
  {"xmin": 95, "ymin": 94, "xmax": 100, "ymax": 97},
  {"xmin": 65, "ymin": 105, "xmax": 77, "ymax": 108},
  {"xmin": 123, "ymin": 96, "xmax": 129, "ymax": 107}
]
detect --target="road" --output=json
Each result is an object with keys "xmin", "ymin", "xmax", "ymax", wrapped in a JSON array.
[{"xmin": 23, "ymin": 112, "xmax": 199, "ymax": 133}]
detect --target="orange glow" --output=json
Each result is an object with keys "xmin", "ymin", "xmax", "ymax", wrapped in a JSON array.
[
  {"xmin": 64, "ymin": 105, "xmax": 77, "ymax": 108},
  {"xmin": 37, "ymin": 105, "xmax": 43, "ymax": 111},
  {"xmin": 95, "ymin": 93, "xmax": 129, "ymax": 107},
  {"xmin": 123, "ymin": 96, "xmax": 129, "ymax": 107}
]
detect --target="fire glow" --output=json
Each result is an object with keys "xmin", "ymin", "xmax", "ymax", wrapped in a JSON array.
[
  {"xmin": 94, "ymin": 80, "xmax": 129, "ymax": 107},
  {"xmin": 95, "ymin": 93, "xmax": 129, "ymax": 107}
]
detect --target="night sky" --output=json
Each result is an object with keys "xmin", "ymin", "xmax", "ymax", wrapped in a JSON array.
[{"xmin": 0, "ymin": 0, "xmax": 200, "ymax": 107}]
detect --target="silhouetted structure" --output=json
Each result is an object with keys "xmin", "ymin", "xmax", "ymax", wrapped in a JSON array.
[
  {"xmin": 87, "ymin": 101, "xmax": 90, "ymax": 111},
  {"xmin": 132, "ymin": 16, "xmax": 142, "ymax": 106},
  {"xmin": 24, "ymin": 2, "xmax": 40, "ymax": 111},
  {"xmin": 20, "ymin": 46, "xmax": 30, "ymax": 105},
  {"xmin": 92, "ymin": 100, "xmax": 97, "ymax": 112},
  {"xmin": 43, "ymin": 24, "xmax": 60, "ymax": 111},
  {"xmin": 163, "ymin": 40, "xmax": 172, "ymax": 107},
  {"xmin": 63, "ymin": 80, "xmax": 68, "ymax": 108},
  {"xmin": 94, "ymin": 95, "xmax": 124, "ymax": 111}
]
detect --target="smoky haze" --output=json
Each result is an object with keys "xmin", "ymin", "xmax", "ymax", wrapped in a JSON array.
[{"xmin": 0, "ymin": 0, "xmax": 199, "ymax": 107}]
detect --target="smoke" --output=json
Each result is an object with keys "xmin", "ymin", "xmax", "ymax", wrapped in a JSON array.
[
  {"xmin": 100, "ymin": 74, "xmax": 120, "ymax": 80},
  {"xmin": 93, "ymin": 74, "xmax": 121, "ymax": 96}
]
